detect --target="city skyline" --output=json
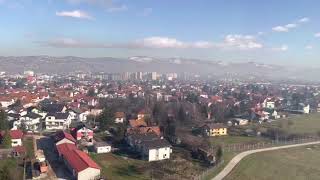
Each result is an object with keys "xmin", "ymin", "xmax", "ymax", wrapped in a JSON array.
[{"xmin": 0, "ymin": 0, "xmax": 320, "ymax": 66}]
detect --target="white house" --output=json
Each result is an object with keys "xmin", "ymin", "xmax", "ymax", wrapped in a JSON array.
[
  {"xmin": 19, "ymin": 112, "xmax": 42, "ymax": 132},
  {"xmin": 143, "ymin": 142, "xmax": 172, "ymax": 162},
  {"xmin": 1, "ymin": 130, "xmax": 24, "ymax": 147},
  {"xmin": 45, "ymin": 113, "xmax": 72, "ymax": 130},
  {"xmin": 114, "ymin": 112, "xmax": 125, "ymax": 123},
  {"xmin": 127, "ymin": 133, "xmax": 172, "ymax": 162},
  {"xmin": 94, "ymin": 142, "xmax": 112, "ymax": 154},
  {"xmin": 63, "ymin": 149, "xmax": 101, "ymax": 180}
]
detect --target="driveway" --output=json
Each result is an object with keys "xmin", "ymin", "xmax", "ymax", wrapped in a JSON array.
[
  {"xmin": 212, "ymin": 141, "xmax": 320, "ymax": 180},
  {"xmin": 37, "ymin": 137, "xmax": 74, "ymax": 180}
]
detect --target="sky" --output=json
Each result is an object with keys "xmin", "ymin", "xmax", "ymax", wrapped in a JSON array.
[{"xmin": 0, "ymin": 0, "xmax": 320, "ymax": 66}]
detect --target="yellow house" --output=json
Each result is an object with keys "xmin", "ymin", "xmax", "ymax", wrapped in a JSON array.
[{"xmin": 202, "ymin": 123, "xmax": 227, "ymax": 136}]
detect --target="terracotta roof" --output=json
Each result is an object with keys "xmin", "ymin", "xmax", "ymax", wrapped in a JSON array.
[
  {"xmin": 13, "ymin": 146, "xmax": 26, "ymax": 153},
  {"xmin": 54, "ymin": 131, "xmax": 76, "ymax": 143},
  {"xmin": 10, "ymin": 130, "xmax": 24, "ymax": 139},
  {"xmin": 63, "ymin": 149, "xmax": 100, "ymax": 173},
  {"xmin": 56, "ymin": 143, "xmax": 77, "ymax": 156},
  {"xmin": 129, "ymin": 119, "xmax": 147, "ymax": 128},
  {"xmin": 127, "ymin": 126, "xmax": 161, "ymax": 136},
  {"xmin": 114, "ymin": 112, "xmax": 125, "ymax": 118}
]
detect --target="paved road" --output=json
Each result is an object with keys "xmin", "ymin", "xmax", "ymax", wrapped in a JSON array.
[{"xmin": 212, "ymin": 141, "xmax": 320, "ymax": 180}]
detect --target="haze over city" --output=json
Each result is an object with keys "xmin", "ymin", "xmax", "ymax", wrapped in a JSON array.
[{"xmin": 0, "ymin": 0, "xmax": 319, "ymax": 66}]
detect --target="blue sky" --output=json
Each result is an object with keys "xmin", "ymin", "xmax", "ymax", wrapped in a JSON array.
[{"xmin": 0, "ymin": 0, "xmax": 319, "ymax": 66}]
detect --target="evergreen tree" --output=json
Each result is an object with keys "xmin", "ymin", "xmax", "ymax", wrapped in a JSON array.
[
  {"xmin": 0, "ymin": 110, "xmax": 8, "ymax": 131},
  {"xmin": 99, "ymin": 108, "xmax": 115, "ymax": 130},
  {"xmin": 216, "ymin": 145, "xmax": 223, "ymax": 162},
  {"xmin": 2, "ymin": 130, "xmax": 11, "ymax": 148}
]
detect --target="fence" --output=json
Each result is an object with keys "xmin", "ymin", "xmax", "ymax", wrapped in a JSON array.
[
  {"xmin": 194, "ymin": 135, "xmax": 320, "ymax": 180},
  {"xmin": 222, "ymin": 135, "xmax": 320, "ymax": 152}
]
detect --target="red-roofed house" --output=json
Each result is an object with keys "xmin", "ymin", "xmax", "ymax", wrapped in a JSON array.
[
  {"xmin": 54, "ymin": 131, "xmax": 76, "ymax": 146},
  {"xmin": 10, "ymin": 130, "xmax": 23, "ymax": 147},
  {"xmin": 56, "ymin": 143, "xmax": 77, "ymax": 157},
  {"xmin": 63, "ymin": 149, "xmax": 101, "ymax": 180},
  {"xmin": 0, "ymin": 130, "xmax": 24, "ymax": 147}
]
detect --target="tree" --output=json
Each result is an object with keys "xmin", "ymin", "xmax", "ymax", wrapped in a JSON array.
[
  {"xmin": 0, "ymin": 110, "xmax": 8, "ymax": 131},
  {"xmin": 216, "ymin": 145, "xmax": 223, "ymax": 163},
  {"xmin": 98, "ymin": 108, "xmax": 115, "ymax": 130},
  {"xmin": 0, "ymin": 165, "xmax": 10, "ymax": 180},
  {"xmin": 87, "ymin": 88, "xmax": 95, "ymax": 97},
  {"xmin": 2, "ymin": 130, "xmax": 11, "ymax": 148}
]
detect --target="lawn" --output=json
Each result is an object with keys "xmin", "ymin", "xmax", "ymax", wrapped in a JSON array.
[
  {"xmin": 0, "ymin": 158, "xmax": 24, "ymax": 180},
  {"xmin": 225, "ymin": 144, "xmax": 320, "ymax": 180},
  {"xmin": 273, "ymin": 113, "xmax": 320, "ymax": 134},
  {"xmin": 90, "ymin": 148, "xmax": 207, "ymax": 180},
  {"xmin": 90, "ymin": 153, "xmax": 149, "ymax": 180},
  {"xmin": 24, "ymin": 137, "xmax": 35, "ymax": 159},
  {"xmin": 209, "ymin": 136, "xmax": 270, "ymax": 146},
  {"xmin": 203, "ymin": 151, "xmax": 237, "ymax": 180}
]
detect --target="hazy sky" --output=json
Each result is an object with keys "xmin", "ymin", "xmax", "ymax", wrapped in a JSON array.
[{"xmin": 0, "ymin": 0, "xmax": 319, "ymax": 66}]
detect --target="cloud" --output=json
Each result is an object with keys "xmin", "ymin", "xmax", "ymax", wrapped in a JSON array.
[
  {"xmin": 36, "ymin": 35, "xmax": 264, "ymax": 51},
  {"xmin": 272, "ymin": 26, "xmax": 289, "ymax": 32},
  {"xmin": 36, "ymin": 37, "xmax": 215, "ymax": 49},
  {"xmin": 272, "ymin": 45, "xmax": 288, "ymax": 51},
  {"xmin": 222, "ymin": 34, "xmax": 263, "ymax": 50},
  {"xmin": 305, "ymin": 45, "xmax": 313, "ymax": 50},
  {"xmin": 299, "ymin": 17, "xmax": 310, "ymax": 23},
  {"xmin": 285, "ymin": 23, "xmax": 297, "ymax": 28},
  {"xmin": 272, "ymin": 17, "xmax": 309, "ymax": 33},
  {"xmin": 56, "ymin": 10, "xmax": 93, "ymax": 20},
  {"xmin": 315, "ymin": 33, "xmax": 320, "ymax": 38}
]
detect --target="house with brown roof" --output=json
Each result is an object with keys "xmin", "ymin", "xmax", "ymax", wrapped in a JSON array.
[
  {"xmin": 0, "ymin": 130, "xmax": 24, "ymax": 147},
  {"xmin": 114, "ymin": 112, "xmax": 125, "ymax": 123},
  {"xmin": 129, "ymin": 118, "xmax": 147, "ymax": 128}
]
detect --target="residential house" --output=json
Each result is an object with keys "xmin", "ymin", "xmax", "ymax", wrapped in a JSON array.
[
  {"xmin": 0, "ymin": 130, "xmax": 24, "ymax": 147},
  {"xmin": 94, "ymin": 141, "xmax": 112, "ymax": 154},
  {"xmin": 202, "ymin": 123, "xmax": 228, "ymax": 137},
  {"xmin": 53, "ymin": 131, "xmax": 76, "ymax": 146},
  {"xmin": 127, "ymin": 132, "xmax": 172, "ymax": 162},
  {"xmin": 19, "ymin": 112, "xmax": 42, "ymax": 132},
  {"xmin": 71, "ymin": 124, "xmax": 93, "ymax": 142},
  {"xmin": 45, "ymin": 112, "xmax": 72, "ymax": 130},
  {"xmin": 63, "ymin": 149, "xmax": 101, "ymax": 180},
  {"xmin": 114, "ymin": 112, "xmax": 125, "ymax": 123},
  {"xmin": 129, "ymin": 119, "xmax": 147, "ymax": 128}
]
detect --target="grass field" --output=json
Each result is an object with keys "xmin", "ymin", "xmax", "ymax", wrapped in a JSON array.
[
  {"xmin": 24, "ymin": 137, "xmax": 34, "ymax": 159},
  {"xmin": 0, "ymin": 158, "xmax": 24, "ymax": 179},
  {"xmin": 209, "ymin": 136, "xmax": 270, "ymax": 146},
  {"xmin": 272, "ymin": 113, "xmax": 320, "ymax": 134},
  {"xmin": 225, "ymin": 144, "xmax": 320, "ymax": 180},
  {"xmin": 90, "ymin": 153, "xmax": 149, "ymax": 180}
]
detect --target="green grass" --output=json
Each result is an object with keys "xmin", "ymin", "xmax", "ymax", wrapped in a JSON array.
[
  {"xmin": 203, "ymin": 151, "xmax": 237, "ymax": 180},
  {"xmin": 225, "ymin": 145, "xmax": 320, "ymax": 180},
  {"xmin": 273, "ymin": 113, "xmax": 320, "ymax": 134},
  {"xmin": 0, "ymin": 158, "xmax": 24, "ymax": 180},
  {"xmin": 90, "ymin": 153, "xmax": 149, "ymax": 180},
  {"xmin": 209, "ymin": 136, "xmax": 270, "ymax": 146},
  {"xmin": 24, "ymin": 138, "xmax": 34, "ymax": 159}
]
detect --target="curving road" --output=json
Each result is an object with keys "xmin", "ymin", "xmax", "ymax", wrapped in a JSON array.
[{"xmin": 212, "ymin": 141, "xmax": 320, "ymax": 180}]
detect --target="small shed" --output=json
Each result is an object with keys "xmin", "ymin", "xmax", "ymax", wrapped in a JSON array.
[{"xmin": 94, "ymin": 141, "xmax": 112, "ymax": 154}]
